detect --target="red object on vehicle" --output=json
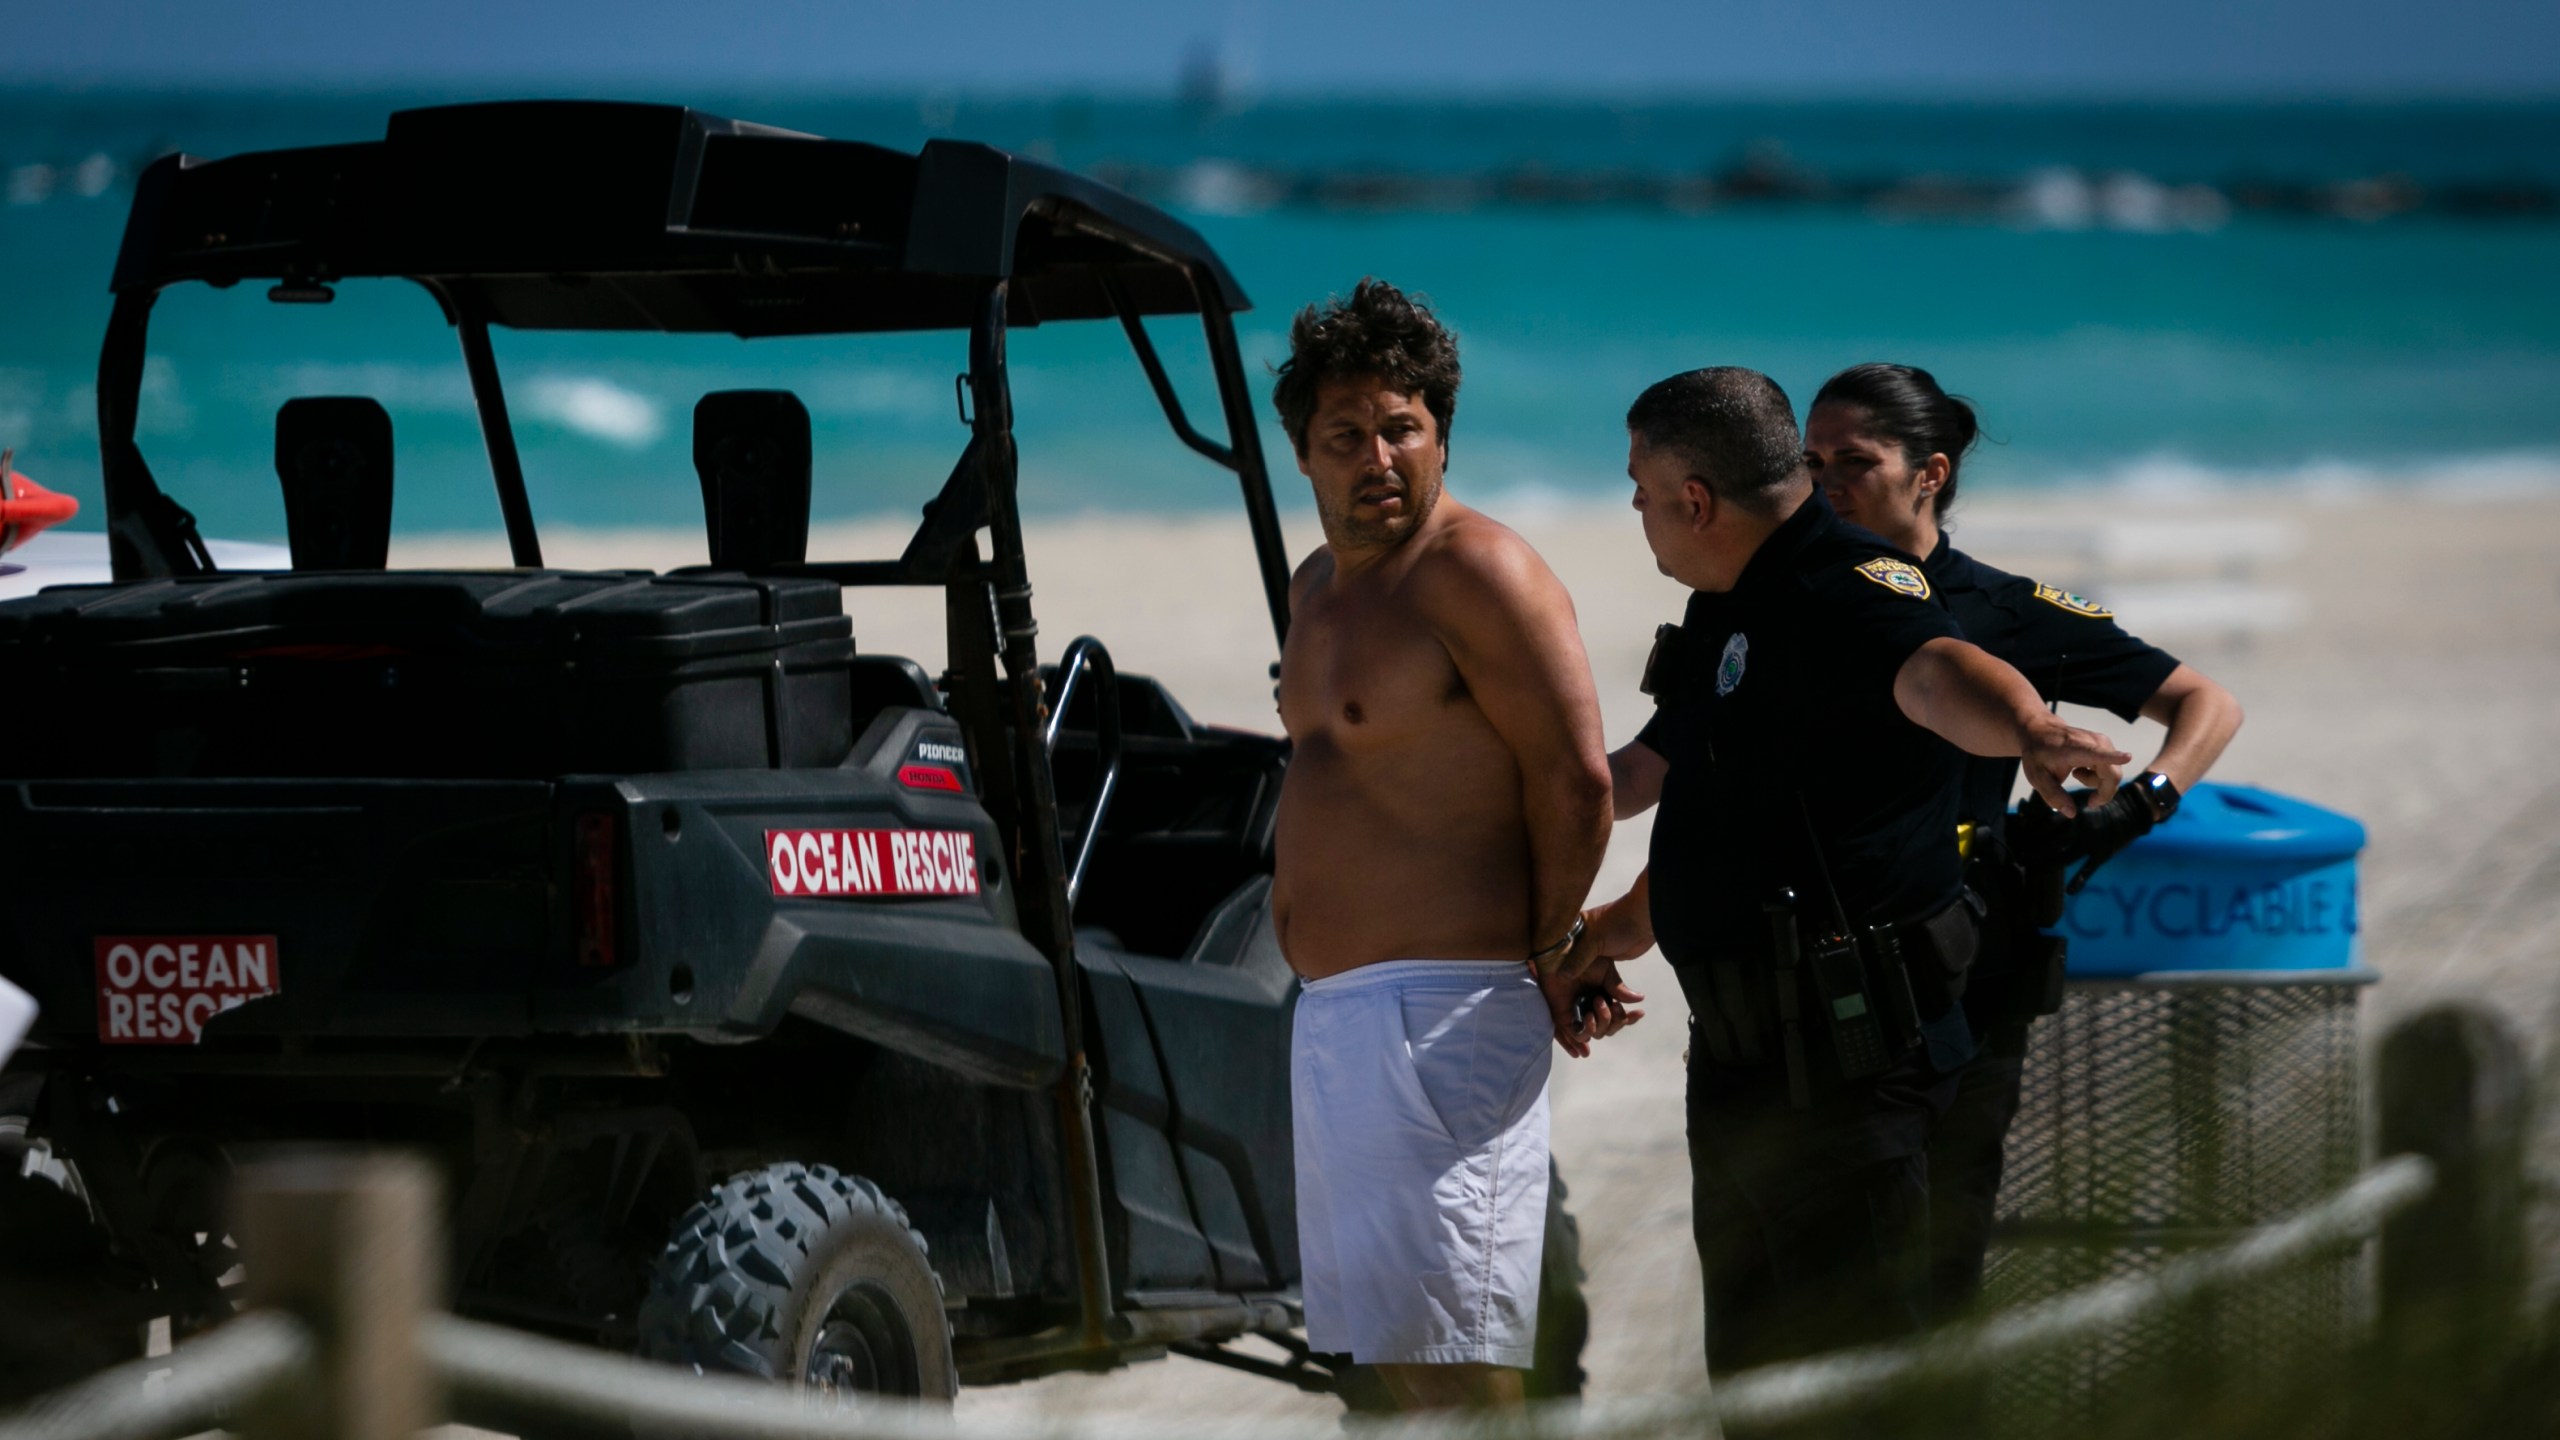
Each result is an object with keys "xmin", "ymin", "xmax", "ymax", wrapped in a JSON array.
[
  {"xmin": 766, "ymin": 828, "xmax": 981, "ymax": 897},
  {"xmin": 574, "ymin": 812, "xmax": 620, "ymax": 968},
  {"xmin": 897, "ymin": 764, "xmax": 964, "ymax": 792},
  {"xmin": 95, "ymin": 935, "xmax": 282, "ymax": 1045},
  {"xmin": 0, "ymin": 453, "xmax": 78, "ymax": 556}
]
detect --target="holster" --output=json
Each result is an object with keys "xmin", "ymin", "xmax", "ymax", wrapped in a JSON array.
[
  {"xmin": 1902, "ymin": 890, "xmax": 1985, "ymax": 1015},
  {"xmin": 1684, "ymin": 890, "xmax": 1983, "ymax": 1108},
  {"xmin": 1689, "ymin": 959, "xmax": 1774, "ymax": 1071},
  {"xmin": 1966, "ymin": 824, "xmax": 2068, "ymax": 1025}
]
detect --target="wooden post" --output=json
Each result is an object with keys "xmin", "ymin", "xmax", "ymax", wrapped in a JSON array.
[
  {"xmin": 2374, "ymin": 1004, "xmax": 2530, "ymax": 1390},
  {"xmin": 232, "ymin": 1151, "xmax": 442, "ymax": 1440}
]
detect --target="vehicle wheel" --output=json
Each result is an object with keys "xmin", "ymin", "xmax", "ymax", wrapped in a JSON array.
[
  {"xmin": 1332, "ymin": 1157, "xmax": 1588, "ymax": 1412},
  {"xmin": 0, "ymin": 1131, "xmax": 145, "ymax": 1405},
  {"xmin": 139, "ymin": 1134, "xmax": 244, "ymax": 1339},
  {"xmin": 637, "ymin": 1163, "xmax": 955, "ymax": 1404}
]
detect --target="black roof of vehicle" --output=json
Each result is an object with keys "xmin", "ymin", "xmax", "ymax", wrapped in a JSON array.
[
  {"xmin": 93, "ymin": 98, "xmax": 1295, "ymax": 639},
  {"xmin": 110, "ymin": 100, "xmax": 1252, "ymax": 335}
]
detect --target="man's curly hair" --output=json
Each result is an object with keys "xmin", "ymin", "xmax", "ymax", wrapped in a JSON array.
[{"xmin": 1271, "ymin": 278, "xmax": 1461, "ymax": 457}]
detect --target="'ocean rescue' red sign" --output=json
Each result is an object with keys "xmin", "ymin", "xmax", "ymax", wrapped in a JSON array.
[
  {"xmin": 767, "ymin": 829, "xmax": 981, "ymax": 898},
  {"xmin": 96, "ymin": 935, "xmax": 282, "ymax": 1045}
]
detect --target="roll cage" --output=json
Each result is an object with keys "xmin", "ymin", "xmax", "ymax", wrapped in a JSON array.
[{"xmin": 93, "ymin": 99, "xmax": 1294, "ymax": 647}]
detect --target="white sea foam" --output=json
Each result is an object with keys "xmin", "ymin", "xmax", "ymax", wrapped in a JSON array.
[
  {"xmin": 1174, "ymin": 160, "xmax": 1275, "ymax": 217},
  {"xmin": 2007, "ymin": 170, "xmax": 2231, "ymax": 233},
  {"xmin": 5, "ymin": 164, "xmax": 52, "ymax": 207},
  {"xmin": 2031, "ymin": 449, "xmax": 2560, "ymax": 502},
  {"xmin": 524, "ymin": 376, "xmax": 664, "ymax": 449},
  {"xmin": 1462, "ymin": 448, "xmax": 2560, "ymax": 522},
  {"xmin": 69, "ymin": 154, "xmax": 116, "ymax": 200}
]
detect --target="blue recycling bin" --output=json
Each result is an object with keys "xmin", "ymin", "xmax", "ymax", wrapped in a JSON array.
[
  {"xmin": 1990, "ymin": 784, "xmax": 2374, "ymax": 1432},
  {"xmin": 2057, "ymin": 783, "xmax": 2367, "ymax": 977}
]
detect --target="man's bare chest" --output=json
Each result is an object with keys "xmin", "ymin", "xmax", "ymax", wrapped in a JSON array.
[{"xmin": 1280, "ymin": 592, "xmax": 1468, "ymax": 746}]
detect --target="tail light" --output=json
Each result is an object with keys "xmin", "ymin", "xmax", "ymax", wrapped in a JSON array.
[{"xmin": 574, "ymin": 812, "xmax": 619, "ymax": 968}]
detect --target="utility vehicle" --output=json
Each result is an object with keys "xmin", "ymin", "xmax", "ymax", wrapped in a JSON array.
[{"xmin": 0, "ymin": 101, "xmax": 1584, "ymax": 1416}]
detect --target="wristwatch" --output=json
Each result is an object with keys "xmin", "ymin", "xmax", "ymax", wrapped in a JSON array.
[{"xmin": 2131, "ymin": 770, "xmax": 2182, "ymax": 824}]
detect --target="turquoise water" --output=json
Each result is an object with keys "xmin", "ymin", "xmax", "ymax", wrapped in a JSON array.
[{"xmin": 3, "ymin": 90, "xmax": 2557, "ymax": 539}]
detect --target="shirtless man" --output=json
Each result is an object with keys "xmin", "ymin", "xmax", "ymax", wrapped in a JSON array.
[{"xmin": 1269, "ymin": 278, "xmax": 1629, "ymax": 1411}]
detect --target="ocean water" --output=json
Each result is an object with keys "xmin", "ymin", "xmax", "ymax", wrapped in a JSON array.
[{"xmin": 3, "ymin": 90, "xmax": 2557, "ymax": 541}]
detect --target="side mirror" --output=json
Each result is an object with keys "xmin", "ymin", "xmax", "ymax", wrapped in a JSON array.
[
  {"xmin": 693, "ymin": 390, "xmax": 812, "ymax": 571},
  {"xmin": 275, "ymin": 397, "xmax": 394, "ymax": 571}
]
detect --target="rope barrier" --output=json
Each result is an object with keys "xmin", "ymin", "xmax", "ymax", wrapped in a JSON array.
[
  {"xmin": 429, "ymin": 1316, "xmax": 971, "ymax": 1440},
  {"xmin": 430, "ymin": 1311, "xmax": 1705, "ymax": 1440},
  {"xmin": 1711, "ymin": 1153, "xmax": 2436, "ymax": 1432},
  {"xmin": 428, "ymin": 1154, "xmax": 2435, "ymax": 1440},
  {"xmin": 0, "ymin": 1154, "xmax": 2436, "ymax": 1440},
  {"xmin": 0, "ymin": 1311, "xmax": 312, "ymax": 1440}
]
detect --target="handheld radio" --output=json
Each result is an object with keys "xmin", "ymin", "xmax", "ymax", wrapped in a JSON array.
[{"xmin": 1794, "ymin": 797, "xmax": 1893, "ymax": 1080}]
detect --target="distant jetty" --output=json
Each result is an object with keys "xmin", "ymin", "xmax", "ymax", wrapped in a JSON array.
[
  {"xmin": 1093, "ymin": 149, "xmax": 2558, "ymax": 227},
  {"xmin": 10, "ymin": 139, "xmax": 2551, "ymax": 230}
]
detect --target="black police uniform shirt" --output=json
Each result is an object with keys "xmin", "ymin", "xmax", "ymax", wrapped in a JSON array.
[
  {"xmin": 1638, "ymin": 492, "xmax": 1968, "ymax": 972},
  {"xmin": 1922, "ymin": 535, "xmax": 2181, "ymax": 825}
]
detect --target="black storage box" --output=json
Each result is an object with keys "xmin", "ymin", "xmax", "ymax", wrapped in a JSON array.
[{"xmin": 0, "ymin": 571, "xmax": 856, "ymax": 778}]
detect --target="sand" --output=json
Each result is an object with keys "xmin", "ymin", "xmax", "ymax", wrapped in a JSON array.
[{"xmin": 400, "ymin": 488, "xmax": 2560, "ymax": 1427}]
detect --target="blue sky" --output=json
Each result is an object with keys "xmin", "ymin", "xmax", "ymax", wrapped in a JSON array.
[{"xmin": 8, "ymin": 0, "xmax": 2556, "ymax": 95}]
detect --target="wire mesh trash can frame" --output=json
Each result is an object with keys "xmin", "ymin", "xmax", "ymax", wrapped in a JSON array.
[
  {"xmin": 1985, "ymin": 975, "xmax": 2371, "ymax": 1434},
  {"xmin": 1982, "ymin": 784, "xmax": 2373, "ymax": 1435}
]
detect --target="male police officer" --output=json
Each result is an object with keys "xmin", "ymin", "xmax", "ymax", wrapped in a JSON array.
[{"xmin": 1555, "ymin": 368, "xmax": 2128, "ymax": 1378}]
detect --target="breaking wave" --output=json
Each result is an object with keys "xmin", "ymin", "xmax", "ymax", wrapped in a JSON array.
[
  {"xmin": 1462, "ymin": 449, "xmax": 2560, "ymax": 523},
  {"xmin": 523, "ymin": 376, "xmax": 665, "ymax": 449}
]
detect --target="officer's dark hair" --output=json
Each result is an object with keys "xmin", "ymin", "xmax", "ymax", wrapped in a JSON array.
[
  {"xmin": 1811, "ymin": 363, "xmax": 1981, "ymax": 520},
  {"xmin": 1272, "ymin": 278, "xmax": 1461, "ymax": 458},
  {"xmin": 1625, "ymin": 368, "xmax": 1805, "ymax": 516}
]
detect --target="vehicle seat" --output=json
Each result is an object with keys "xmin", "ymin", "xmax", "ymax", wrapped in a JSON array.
[
  {"xmin": 847, "ymin": 654, "xmax": 942, "ymax": 735},
  {"xmin": 275, "ymin": 397, "xmax": 394, "ymax": 570},
  {"xmin": 694, "ymin": 390, "xmax": 812, "ymax": 570}
]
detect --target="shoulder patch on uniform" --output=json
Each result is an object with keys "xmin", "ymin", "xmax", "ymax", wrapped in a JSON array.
[
  {"xmin": 1853, "ymin": 557, "xmax": 1933, "ymax": 601},
  {"xmin": 2032, "ymin": 581, "xmax": 2112, "ymax": 618}
]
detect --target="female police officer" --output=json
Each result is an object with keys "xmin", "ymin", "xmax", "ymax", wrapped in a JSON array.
[
  {"xmin": 1802, "ymin": 362, "xmax": 2245, "ymax": 1318},
  {"xmin": 1553, "ymin": 367, "xmax": 2128, "ymax": 1381}
]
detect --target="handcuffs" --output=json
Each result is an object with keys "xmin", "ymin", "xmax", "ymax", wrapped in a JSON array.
[{"xmin": 1528, "ymin": 913, "xmax": 1588, "ymax": 972}]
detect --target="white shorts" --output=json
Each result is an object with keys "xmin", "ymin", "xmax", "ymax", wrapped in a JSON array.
[{"xmin": 1292, "ymin": 959, "xmax": 1553, "ymax": 1368}]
